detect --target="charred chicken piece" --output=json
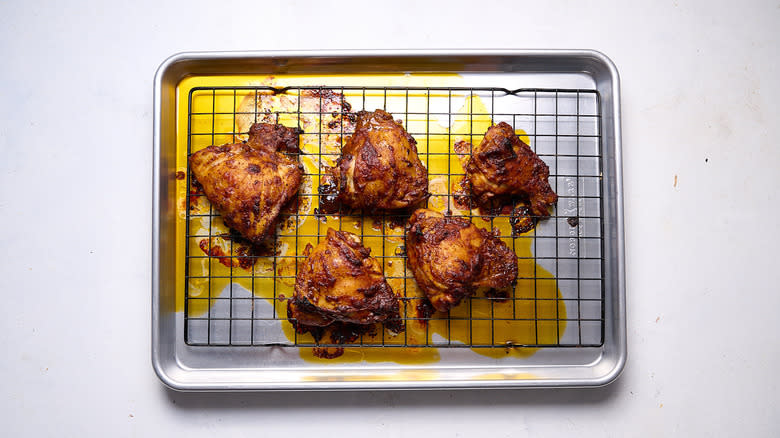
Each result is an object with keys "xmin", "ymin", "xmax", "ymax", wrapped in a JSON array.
[
  {"xmin": 188, "ymin": 123, "xmax": 303, "ymax": 245},
  {"xmin": 458, "ymin": 122, "xmax": 558, "ymax": 217},
  {"xmin": 290, "ymin": 228, "xmax": 400, "ymax": 326},
  {"xmin": 331, "ymin": 109, "xmax": 428, "ymax": 211},
  {"xmin": 245, "ymin": 122, "xmax": 303, "ymax": 153},
  {"xmin": 406, "ymin": 209, "xmax": 517, "ymax": 312}
]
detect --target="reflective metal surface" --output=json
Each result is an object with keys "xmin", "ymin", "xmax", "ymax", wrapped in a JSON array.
[{"xmin": 152, "ymin": 50, "xmax": 625, "ymax": 390}]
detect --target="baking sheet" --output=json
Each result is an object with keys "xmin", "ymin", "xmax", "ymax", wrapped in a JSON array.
[{"xmin": 152, "ymin": 50, "xmax": 625, "ymax": 390}]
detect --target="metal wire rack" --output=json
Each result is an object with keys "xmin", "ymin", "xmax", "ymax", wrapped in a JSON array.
[{"xmin": 183, "ymin": 85, "xmax": 605, "ymax": 350}]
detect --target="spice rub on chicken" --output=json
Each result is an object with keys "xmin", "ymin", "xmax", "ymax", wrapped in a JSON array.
[
  {"xmin": 289, "ymin": 228, "xmax": 401, "ymax": 326},
  {"xmin": 329, "ymin": 109, "xmax": 428, "ymax": 211},
  {"xmin": 456, "ymin": 122, "xmax": 558, "ymax": 218},
  {"xmin": 405, "ymin": 209, "xmax": 517, "ymax": 313},
  {"xmin": 188, "ymin": 123, "xmax": 304, "ymax": 245}
]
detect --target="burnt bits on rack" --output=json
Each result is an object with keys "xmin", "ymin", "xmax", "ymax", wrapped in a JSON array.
[{"xmin": 183, "ymin": 85, "xmax": 605, "ymax": 351}]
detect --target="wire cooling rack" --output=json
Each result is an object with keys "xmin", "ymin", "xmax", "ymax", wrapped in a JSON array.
[{"xmin": 183, "ymin": 85, "xmax": 605, "ymax": 350}]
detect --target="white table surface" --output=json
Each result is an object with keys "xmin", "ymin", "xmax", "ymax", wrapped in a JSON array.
[{"xmin": 2, "ymin": 0, "xmax": 778, "ymax": 435}]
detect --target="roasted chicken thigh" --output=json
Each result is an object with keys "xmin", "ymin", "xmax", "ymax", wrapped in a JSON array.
[
  {"xmin": 290, "ymin": 228, "xmax": 400, "ymax": 326},
  {"xmin": 406, "ymin": 209, "xmax": 517, "ymax": 312},
  {"xmin": 331, "ymin": 109, "xmax": 428, "ymax": 211},
  {"xmin": 188, "ymin": 123, "xmax": 303, "ymax": 244},
  {"xmin": 457, "ymin": 122, "xmax": 557, "ymax": 217}
]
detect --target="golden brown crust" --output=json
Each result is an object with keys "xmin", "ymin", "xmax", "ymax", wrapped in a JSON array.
[
  {"xmin": 332, "ymin": 109, "xmax": 428, "ymax": 211},
  {"xmin": 188, "ymin": 123, "xmax": 303, "ymax": 245},
  {"xmin": 405, "ymin": 209, "xmax": 517, "ymax": 312},
  {"xmin": 461, "ymin": 122, "xmax": 558, "ymax": 217},
  {"xmin": 291, "ymin": 228, "xmax": 400, "ymax": 326},
  {"xmin": 472, "ymin": 229, "xmax": 518, "ymax": 289},
  {"xmin": 286, "ymin": 295, "xmax": 335, "ymax": 327}
]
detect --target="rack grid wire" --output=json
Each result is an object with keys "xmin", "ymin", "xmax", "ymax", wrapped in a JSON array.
[{"xmin": 183, "ymin": 85, "xmax": 605, "ymax": 350}]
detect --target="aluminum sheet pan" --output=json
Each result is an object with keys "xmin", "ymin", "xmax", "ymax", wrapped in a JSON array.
[{"xmin": 152, "ymin": 50, "xmax": 625, "ymax": 390}]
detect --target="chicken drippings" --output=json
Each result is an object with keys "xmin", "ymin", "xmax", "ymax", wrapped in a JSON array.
[{"xmin": 174, "ymin": 74, "xmax": 566, "ymax": 363}]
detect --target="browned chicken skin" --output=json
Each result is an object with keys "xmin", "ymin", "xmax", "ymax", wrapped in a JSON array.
[
  {"xmin": 290, "ymin": 228, "xmax": 400, "ymax": 326},
  {"xmin": 331, "ymin": 109, "xmax": 428, "ymax": 211},
  {"xmin": 406, "ymin": 209, "xmax": 517, "ymax": 312},
  {"xmin": 245, "ymin": 122, "xmax": 303, "ymax": 153},
  {"xmin": 188, "ymin": 123, "xmax": 304, "ymax": 245},
  {"xmin": 457, "ymin": 122, "xmax": 558, "ymax": 217}
]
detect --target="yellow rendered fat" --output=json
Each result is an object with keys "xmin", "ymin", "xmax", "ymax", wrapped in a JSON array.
[{"xmin": 173, "ymin": 73, "xmax": 565, "ymax": 364}]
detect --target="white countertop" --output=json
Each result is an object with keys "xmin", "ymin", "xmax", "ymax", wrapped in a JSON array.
[{"xmin": 2, "ymin": 0, "xmax": 778, "ymax": 435}]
